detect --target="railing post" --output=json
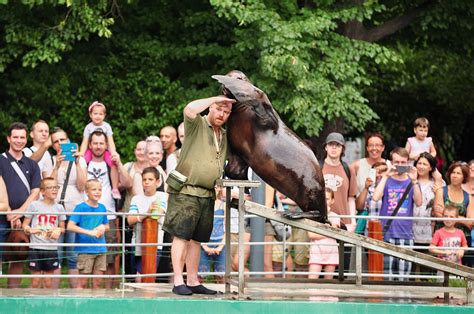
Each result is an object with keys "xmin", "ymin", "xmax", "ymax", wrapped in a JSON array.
[
  {"xmin": 467, "ymin": 280, "xmax": 473, "ymax": 305},
  {"xmin": 282, "ymin": 227, "xmax": 287, "ymax": 279},
  {"xmin": 338, "ymin": 240, "xmax": 345, "ymax": 282},
  {"xmin": 238, "ymin": 186, "xmax": 246, "ymax": 298},
  {"xmin": 355, "ymin": 244, "xmax": 362, "ymax": 285},
  {"xmin": 224, "ymin": 186, "xmax": 232, "ymax": 294},
  {"xmin": 121, "ymin": 212, "xmax": 126, "ymax": 289},
  {"xmin": 443, "ymin": 272, "xmax": 450, "ymax": 303}
]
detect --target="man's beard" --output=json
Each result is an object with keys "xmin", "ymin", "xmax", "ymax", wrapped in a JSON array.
[{"xmin": 92, "ymin": 150, "xmax": 105, "ymax": 158}]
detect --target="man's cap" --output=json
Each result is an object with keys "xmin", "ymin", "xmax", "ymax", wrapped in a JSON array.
[{"xmin": 325, "ymin": 132, "xmax": 345, "ymax": 146}]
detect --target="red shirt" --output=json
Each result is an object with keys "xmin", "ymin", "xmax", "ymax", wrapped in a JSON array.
[{"xmin": 431, "ymin": 227, "xmax": 467, "ymax": 264}]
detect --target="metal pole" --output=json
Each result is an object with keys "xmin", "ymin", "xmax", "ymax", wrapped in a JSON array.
[
  {"xmin": 467, "ymin": 280, "xmax": 473, "ymax": 305},
  {"xmin": 338, "ymin": 241, "xmax": 345, "ymax": 282},
  {"xmin": 224, "ymin": 186, "xmax": 232, "ymax": 294},
  {"xmin": 121, "ymin": 213, "xmax": 126, "ymax": 289},
  {"xmin": 282, "ymin": 228, "xmax": 287, "ymax": 278},
  {"xmin": 444, "ymin": 272, "xmax": 450, "ymax": 303},
  {"xmin": 356, "ymin": 244, "xmax": 362, "ymax": 285},
  {"xmin": 238, "ymin": 186, "xmax": 246, "ymax": 298},
  {"xmin": 250, "ymin": 172, "xmax": 265, "ymax": 275}
]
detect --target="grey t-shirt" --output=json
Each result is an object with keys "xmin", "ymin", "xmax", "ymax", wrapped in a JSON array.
[
  {"xmin": 83, "ymin": 121, "xmax": 113, "ymax": 138},
  {"xmin": 25, "ymin": 200, "xmax": 67, "ymax": 250}
]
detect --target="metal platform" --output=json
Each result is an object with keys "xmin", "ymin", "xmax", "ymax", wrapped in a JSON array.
[
  {"xmin": 238, "ymin": 200, "xmax": 474, "ymax": 303},
  {"xmin": 0, "ymin": 284, "xmax": 472, "ymax": 313}
]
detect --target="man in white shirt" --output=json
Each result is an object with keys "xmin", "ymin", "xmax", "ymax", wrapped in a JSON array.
[
  {"xmin": 23, "ymin": 120, "xmax": 53, "ymax": 178},
  {"xmin": 86, "ymin": 130, "xmax": 133, "ymax": 288}
]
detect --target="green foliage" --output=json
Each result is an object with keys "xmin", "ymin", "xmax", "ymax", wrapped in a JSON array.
[
  {"xmin": 0, "ymin": 0, "xmax": 114, "ymax": 71},
  {"xmin": 0, "ymin": 0, "xmax": 473, "ymax": 160}
]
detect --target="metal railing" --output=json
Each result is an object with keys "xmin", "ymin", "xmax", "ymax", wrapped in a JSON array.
[{"xmin": 0, "ymin": 209, "xmax": 473, "ymax": 290}]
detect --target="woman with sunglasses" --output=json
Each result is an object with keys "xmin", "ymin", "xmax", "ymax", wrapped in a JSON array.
[{"xmin": 352, "ymin": 132, "xmax": 386, "ymax": 195}]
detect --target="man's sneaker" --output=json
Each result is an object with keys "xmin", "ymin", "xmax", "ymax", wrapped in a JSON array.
[
  {"xmin": 172, "ymin": 284, "xmax": 193, "ymax": 296},
  {"xmin": 187, "ymin": 284, "xmax": 217, "ymax": 295}
]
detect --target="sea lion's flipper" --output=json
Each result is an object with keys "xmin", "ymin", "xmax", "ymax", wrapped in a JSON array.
[
  {"xmin": 225, "ymin": 151, "xmax": 249, "ymax": 180},
  {"xmin": 282, "ymin": 210, "xmax": 327, "ymax": 222}
]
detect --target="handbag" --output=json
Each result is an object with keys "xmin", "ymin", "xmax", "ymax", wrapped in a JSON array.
[
  {"xmin": 58, "ymin": 161, "xmax": 73, "ymax": 207},
  {"xmin": 270, "ymin": 193, "xmax": 292, "ymax": 241},
  {"xmin": 166, "ymin": 170, "xmax": 187, "ymax": 192},
  {"xmin": 4, "ymin": 229, "xmax": 30, "ymax": 262},
  {"xmin": 355, "ymin": 210, "xmax": 369, "ymax": 234}
]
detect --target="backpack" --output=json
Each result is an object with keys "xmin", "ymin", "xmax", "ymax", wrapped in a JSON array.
[{"xmin": 319, "ymin": 159, "xmax": 352, "ymax": 185}]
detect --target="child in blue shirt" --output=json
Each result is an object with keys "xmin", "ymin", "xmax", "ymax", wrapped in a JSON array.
[{"xmin": 68, "ymin": 179, "xmax": 109, "ymax": 289}]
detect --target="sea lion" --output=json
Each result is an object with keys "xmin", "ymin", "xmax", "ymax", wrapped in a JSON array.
[{"xmin": 212, "ymin": 72, "xmax": 327, "ymax": 221}]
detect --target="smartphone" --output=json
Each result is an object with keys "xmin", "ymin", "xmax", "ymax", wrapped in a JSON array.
[
  {"xmin": 395, "ymin": 165, "xmax": 411, "ymax": 174},
  {"xmin": 368, "ymin": 168, "xmax": 376, "ymax": 182},
  {"xmin": 60, "ymin": 143, "xmax": 78, "ymax": 162}
]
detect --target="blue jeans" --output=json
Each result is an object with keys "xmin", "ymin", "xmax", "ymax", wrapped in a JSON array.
[
  {"xmin": 0, "ymin": 222, "xmax": 9, "ymax": 263},
  {"xmin": 135, "ymin": 250, "xmax": 162, "ymax": 274},
  {"xmin": 199, "ymin": 247, "xmax": 226, "ymax": 273},
  {"xmin": 57, "ymin": 230, "xmax": 78, "ymax": 269}
]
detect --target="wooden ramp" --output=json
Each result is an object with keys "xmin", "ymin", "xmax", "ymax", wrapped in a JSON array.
[{"xmin": 243, "ymin": 200, "xmax": 474, "ymax": 303}]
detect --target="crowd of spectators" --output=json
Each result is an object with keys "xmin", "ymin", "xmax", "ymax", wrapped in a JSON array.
[{"xmin": 0, "ymin": 103, "xmax": 472, "ymax": 288}]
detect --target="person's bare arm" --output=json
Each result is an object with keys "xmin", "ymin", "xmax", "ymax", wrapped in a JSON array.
[
  {"xmin": 429, "ymin": 142, "xmax": 437, "ymax": 158},
  {"xmin": 7, "ymin": 188, "xmax": 40, "ymax": 222},
  {"xmin": 79, "ymin": 136, "xmax": 88, "ymax": 154},
  {"xmin": 265, "ymin": 184, "xmax": 275, "ymax": 208},
  {"xmin": 408, "ymin": 167, "xmax": 422, "ymax": 206},
  {"xmin": 29, "ymin": 137, "xmax": 52, "ymax": 162},
  {"xmin": 107, "ymin": 135, "xmax": 117, "ymax": 154},
  {"xmin": 373, "ymin": 176, "xmax": 388, "ymax": 202},
  {"xmin": 0, "ymin": 177, "xmax": 10, "ymax": 212},
  {"xmin": 75, "ymin": 157, "xmax": 87, "ymax": 192},
  {"xmin": 350, "ymin": 160, "xmax": 360, "ymax": 176},
  {"xmin": 183, "ymin": 96, "xmax": 235, "ymax": 119},
  {"xmin": 132, "ymin": 173, "xmax": 144, "ymax": 196},
  {"xmin": 356, "ymin": 178, "xmax": 373, "ymax": 210},
  {"xmin": 111, "ymin": 153, "xmax": 133, "ymax": 189},
  {"xmin": 67, "ymin": 220, "xmax": 99, "ymax": 238},
  {"xmin": 308, "ymin": 231, "xmax": 326, "ymax": 241}
]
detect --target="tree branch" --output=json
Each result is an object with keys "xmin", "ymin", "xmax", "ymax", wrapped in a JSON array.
[{"xmin": 341, "ymin": 0, "xmax": 436, "ymax": 42}]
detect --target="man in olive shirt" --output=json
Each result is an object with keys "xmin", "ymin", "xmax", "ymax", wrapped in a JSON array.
[{"xmin": 163, "ymin": 95, "xmax": 234, "ymax": 296}]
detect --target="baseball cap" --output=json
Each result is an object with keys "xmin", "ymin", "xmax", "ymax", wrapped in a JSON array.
[{"xmin": 325, "ymin": 132, "xmax": 345, "ymax": 147}]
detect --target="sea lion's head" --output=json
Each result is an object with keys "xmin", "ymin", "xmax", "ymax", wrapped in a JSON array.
[{"xmin": 220, "ymin": 70, "xmax": 250, "ymax": 99}]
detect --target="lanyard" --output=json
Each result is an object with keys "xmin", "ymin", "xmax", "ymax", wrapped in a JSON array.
[
  {"xmin": 213, "ymin": 129, "xmax": 221, "ymax": 154},
  {"xmin": 213, "ymin": 128, "xmax": 223, "ymax": 178}
]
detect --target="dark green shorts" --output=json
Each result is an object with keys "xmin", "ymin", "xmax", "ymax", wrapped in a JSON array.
[{"xmin": 162, "ymin": 193, "xmax": 214, "ymax": 242}]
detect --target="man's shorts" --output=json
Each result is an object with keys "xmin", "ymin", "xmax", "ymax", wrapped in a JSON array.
[
  {"xmin": 163, "ymin": 193, "xmax": 214, "ymax": 243},
  {"xmin": 77, "ymin": 253, "xmax": 107, "ymax": 274},
  {"xmin": 272, "ymin": 227, "xmax": 309, "ymax": 265},
  {"xmin": 28, "ymin": 249, "xmax": 60, "ymax": 272},
  {"xmin": 265, "ymin": 221, "xmax": 276, "ymax": 237},
  {"xmin": 105, "ymin": 223, "xmax": 118, "ymax": 265}
]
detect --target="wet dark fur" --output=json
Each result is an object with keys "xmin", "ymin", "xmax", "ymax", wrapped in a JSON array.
[{"xmin": 212, "ymin": 75, "xmax": 327, "ymax": 222}]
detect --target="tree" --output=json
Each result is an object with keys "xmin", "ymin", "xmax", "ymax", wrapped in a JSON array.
[
  {"xmin": 1, "ymin": 0, "xmax": 472, "ymax": 161},
  {"xmin": 0, "ymin": 0, "xmax": 115, "ymax": 72}
]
